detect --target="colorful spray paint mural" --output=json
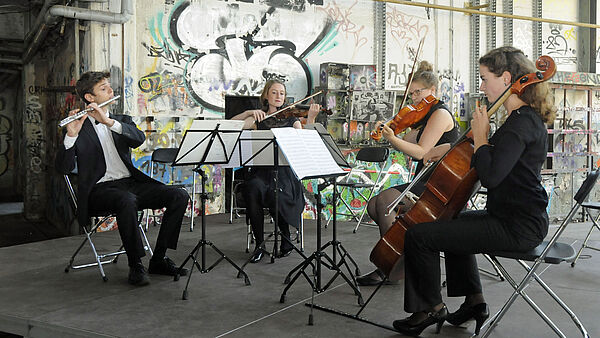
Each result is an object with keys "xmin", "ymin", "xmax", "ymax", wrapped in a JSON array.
[
  {"xmin": 135, "ymin": 0, "xmax": 371, "ymax": 115},
  {"xmin": 130, "ymin": 0, "xmax": 374, "ymax": 218},
  {"xmin": 302, "ymin": 149, "xmax": 410, "ymax": 221}
]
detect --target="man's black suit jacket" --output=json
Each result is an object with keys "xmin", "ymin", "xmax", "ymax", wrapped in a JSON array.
[{"xmin": 55, "ymin": 114, "xmax": 158, "ymax": 227}]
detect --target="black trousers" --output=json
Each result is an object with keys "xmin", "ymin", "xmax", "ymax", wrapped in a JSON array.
[
  {"xmin": 88, "ymin": 177, "xmax": 189, "ymax": 264},
  {"xmin": 403, "ymin": 210, "xmax": 540, "ymax": 313},
  {"xmin": 242, "ymin": 176, "xmax": 293, "ymax": 250}
]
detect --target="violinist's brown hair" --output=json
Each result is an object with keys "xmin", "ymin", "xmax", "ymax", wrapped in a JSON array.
[
  {"xmin": 412, "ymin": 61, "xmax": 438, "ymax": 91},
  {"xmin": 479, "ymin": 46, "xmax": 556, "ymax": 124},
  {"xmin": 260, "ymin": 79, "xmax": 286, "ymax": 111}
]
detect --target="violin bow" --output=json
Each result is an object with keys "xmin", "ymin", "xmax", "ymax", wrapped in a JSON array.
[
  {"xmin": 262, "ymin": 90, "xmax": 323, "ymax": 121},
  {"xmin": 398, "ymin": 37, "xmax": 425, "ymax": 109}
]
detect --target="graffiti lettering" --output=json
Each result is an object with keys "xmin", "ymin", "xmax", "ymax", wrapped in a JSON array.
[
  {"xmin": 386, "ymin": 7, "xmax": 429, "ymax": 49},
  {"xmin": 317, "ymin": 0, "xmax": 368, "ymax": 51},
  {"xmin": 142, "ymin": 42, "xmax": 191, "ymax": 66}
]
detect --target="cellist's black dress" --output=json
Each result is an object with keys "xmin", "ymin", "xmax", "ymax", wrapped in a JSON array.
[{"xmin": 242, "ymin": 116, "xmax": 304, "ymax": 251}]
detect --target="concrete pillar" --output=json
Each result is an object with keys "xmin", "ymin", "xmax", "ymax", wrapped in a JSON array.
[
  {"xmin": 578, "ymin": 0, "xmax": 597, "ymax": 73},
  {"xmin": 23, "ymin": 64, "xmax": 47, "ymax": 220}
]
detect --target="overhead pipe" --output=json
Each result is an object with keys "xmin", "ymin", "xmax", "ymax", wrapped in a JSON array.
[
  {"xmin": 49, "ymin": 0, "xmax": 133, "ymax": 24},
  {"xmin": 23, "ymin": 0, "xmax": 133, "ymax": 64},
  {"xmin": 377, "ymin": 0, "xmax": 600, "ymax": 29},
  {"xmin": 24, "ymin": 0, "xmax": 61, "ymax": 45}
]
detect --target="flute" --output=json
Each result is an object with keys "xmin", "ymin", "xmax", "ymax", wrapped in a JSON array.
[{"xmin": 58, "ymin": 95, "xmax": 121, "ymax": 127}]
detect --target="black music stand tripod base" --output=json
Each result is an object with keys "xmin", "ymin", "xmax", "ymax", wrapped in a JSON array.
[
  {"xmin": 175, "ymin": 169, "xmax": 251, "ymax": 300},
  {"xmin": 279, "ymin": 180, "xmax": 363, "ymax": 309},
  {"xmin": 237, "ymin": 231, "xmax": 309, "ymax": 278}
]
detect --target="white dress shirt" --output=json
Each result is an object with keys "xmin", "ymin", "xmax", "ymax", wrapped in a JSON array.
[{"xmin": 63, "ymin": 110, "xmax": 131, "ymax": 183}]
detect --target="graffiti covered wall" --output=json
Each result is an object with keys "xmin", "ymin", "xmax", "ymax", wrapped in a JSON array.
[
  {"xmin": 132, "ymin": 0, "xmax": 373, "ymax": 116},
  {"xmin": 101, "ymin": 0, "xmax": 592, "ymax": 220},
  {"xmin": 0, "ymin": 88, "xmax": 16, "ymax": 198},
  {"xmin": 124, "ymin": 0, "xmax": 375, "ymax": 215}
]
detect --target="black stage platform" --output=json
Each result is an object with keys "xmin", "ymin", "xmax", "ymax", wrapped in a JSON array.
[{"xmin": 0, "ymin": 214, "xmax": 598, "ymax": 337}]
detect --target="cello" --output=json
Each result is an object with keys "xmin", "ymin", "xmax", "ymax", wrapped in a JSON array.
[{"xmin": 370, "ymin": 55, "xmax": 557, "ymax": 276}]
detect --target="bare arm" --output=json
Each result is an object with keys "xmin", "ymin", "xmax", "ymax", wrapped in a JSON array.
[
  {"xmin": 231, "ymin": 109, "xmax": 266, "ymax": 130},
  {"xmin": 384, "ymin": 109, "xmax": 454, "ymax": 159}
]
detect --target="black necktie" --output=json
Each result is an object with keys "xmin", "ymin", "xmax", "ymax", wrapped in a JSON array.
[{"xmin": 94, "ymin": 119, "xmax": 100, "ymax": 125}]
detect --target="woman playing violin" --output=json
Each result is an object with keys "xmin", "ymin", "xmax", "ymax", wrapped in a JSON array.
[
  {"xmin": 392, "ymin": 46, "xmax": 556, "ymax": 336},
  {"xmin": 356, "ymin": 60, "xmax": 459, "ymax": 286},
  {"xmin": 231, "ymin": 79, "xmax": 319, "ymax": 262}
]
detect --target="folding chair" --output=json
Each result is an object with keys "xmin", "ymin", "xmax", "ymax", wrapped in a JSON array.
[
  {"xmin": 326, "ymin": 146, "xmax": 389, "ymax": 233},
  {"xmin": 229, "ymin": 167, "xmax": 247, "ymax": 224},
  {"xmin": 245, "ymin": 218, "xmax": 304, "ymax": 253},
  {"xmin": 480, "ymin": 170, "xmax": 598, "ymax": 338},
  {"xmin": 145, "ymin": 147, "xmax": 197, "ymax": 231},
  {"xmin": 571, "ymin": 200, "xmax": 600, "ymax": 267},
  {"xmin": 63, "ymin": 175, "xmax": 153, "ymax": 282},
  {"xmin": 468, "ymin": 187, "xmax": 488, "ymax": 210}
]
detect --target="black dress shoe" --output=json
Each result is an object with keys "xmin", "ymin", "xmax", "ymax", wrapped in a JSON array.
[
  {"xmin": 149, "ymin": 256, "xmax": 188, "ymax": 276},
  {"xmin": 128, "ymin": 263, "xmax": 150, "ymax": 286},
  {"xmin": 249, "ymin": 250, "xmax": 264, "ymax": 263},
  {"xmin": 356, "ymin": 269, "xmax": 400, "ymax": 286},
  {"xmin": 447, "ymin": 302, "xmax": 489, "ymax": 335},
  {"xmin": 277, "ymin": 246, "xmax": 293, "ymax": 258},
  {"xmin": 393, "ymin": 305, "xmax": 448, "ymax": 337}
]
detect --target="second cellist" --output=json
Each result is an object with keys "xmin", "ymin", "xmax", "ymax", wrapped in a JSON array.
[{"xmin": 356, "ymin": 60, "xmax": 460, "ymax": 286}]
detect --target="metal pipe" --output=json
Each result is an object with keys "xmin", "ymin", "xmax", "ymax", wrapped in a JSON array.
[
  {"xmin": 23, "ymin": 0, "xmax": 133, "ymax": 65},
  {"xmin": 376, "ymin": 0, "xmax": 600, "ymax": 29},
  {"xmin": 24, "ymin": 0, "xmax": 61, "ymax": 45},
  {"xmin": 0, "ymin": 58, "xmax": 22, "ymax": 64},
  {"xmin": 49, "ymin": 0, "xmax": 133, "ymax": 24}
]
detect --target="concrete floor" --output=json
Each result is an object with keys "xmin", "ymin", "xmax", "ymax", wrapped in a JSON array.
[{"xmin": 0, "ymin": 213, "xmax": 598, "ymax": 337}]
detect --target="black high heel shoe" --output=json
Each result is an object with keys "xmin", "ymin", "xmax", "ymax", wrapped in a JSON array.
[
  {"xmin": 249, "ymin": 249, "xmax": 264, "ymax": 263},
  {"xmin": 393, "ymin": 305, "xmax": 448, "ymax": 337},
  {"xmin": 446, "ymin": 302, "xmax": 489, "ymax": 335}
]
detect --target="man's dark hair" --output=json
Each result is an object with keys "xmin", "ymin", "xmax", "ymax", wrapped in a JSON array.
[{"xmin": 76, "ymin": 71, "xmax": 110, "ymax": 104}]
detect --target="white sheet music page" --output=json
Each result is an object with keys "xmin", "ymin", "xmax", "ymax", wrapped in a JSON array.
[{"xmin": 271, "ymin": 127, "xmax": 345, "ymax": 179}]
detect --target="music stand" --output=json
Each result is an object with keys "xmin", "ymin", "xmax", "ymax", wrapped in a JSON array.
[
  {"xmin": 272, "ymin": 125, "xmax": 364, "ymax": 324},
  {"xmin": 172, "ymin": 119, "xmax": 251, "ymax": 300},
  {"xmin": 293, "ymin": 123, "xmax": 361, "ymax": 281}
]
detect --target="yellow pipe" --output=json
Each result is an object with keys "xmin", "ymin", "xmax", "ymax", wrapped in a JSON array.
[{"xmin": 376, "ymin": 0, "xmax": 600, "ymax": 29}]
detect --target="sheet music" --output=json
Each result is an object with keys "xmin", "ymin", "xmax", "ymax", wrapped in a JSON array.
[
  {"xmin": 174, "ymin": 119, "xmax": 244, "ymax": 165},
  {"xmin": 271, "ymin": 128, "xmax": 346, "ymax": 179},
  {"xmin": 304, "ymin": 123, "xmax": 350, "ymax": 168}
]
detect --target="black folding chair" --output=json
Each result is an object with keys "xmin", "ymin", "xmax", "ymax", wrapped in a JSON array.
[
  {"xmin": 571, "ymin": 200, "xmax": 600, "ymax": 267},
  {"xmin": 63, "ymin": 175, "xmax": 152, "ymax": 282},
  {"xmin": 145, "ymin": 147, "xmax": 196, "ymax": 231},
  {"xmin": 326, "ymin": 146, "xmax": 389, "ymax": 232},
  {"xmin": 480, "ymin": 170, "xmax": 598, "ymax": 337}
]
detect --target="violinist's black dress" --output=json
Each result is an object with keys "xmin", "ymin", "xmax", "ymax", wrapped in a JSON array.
[
  {"xmin": 242, "ymin": 116, "xmax": 304, "ymax": 252},
  {"xmin": 393, "ymin": 101, "xmax": 459, "ymax": 195}
]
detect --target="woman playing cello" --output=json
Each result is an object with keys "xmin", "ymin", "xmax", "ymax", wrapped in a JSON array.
[
  {"xmin": 356, "ymin": 60, "xmax": 459, "ymax": 286},
  {"xmin": 392, "ymin": 46, "xmax": 556, "ymax": 336}
]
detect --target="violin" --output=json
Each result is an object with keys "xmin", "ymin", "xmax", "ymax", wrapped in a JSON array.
[
  {"xmin": 371, "ymin": 37, "xmax": 427, "ymax": 141},
  {"xmin": 277, "ymin": 104, "xmax": 333, "ymax": 119},
  {"xmin": 262, "ymin": 90, "xmax": 323, "ymax": 121},
  {"xmin": 369, "ymin": 55, "xmax": 557, "ymax": 277},
  {"xmin": 370, "ymin": 94, "xmax": 438, "ymax": 141}
]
